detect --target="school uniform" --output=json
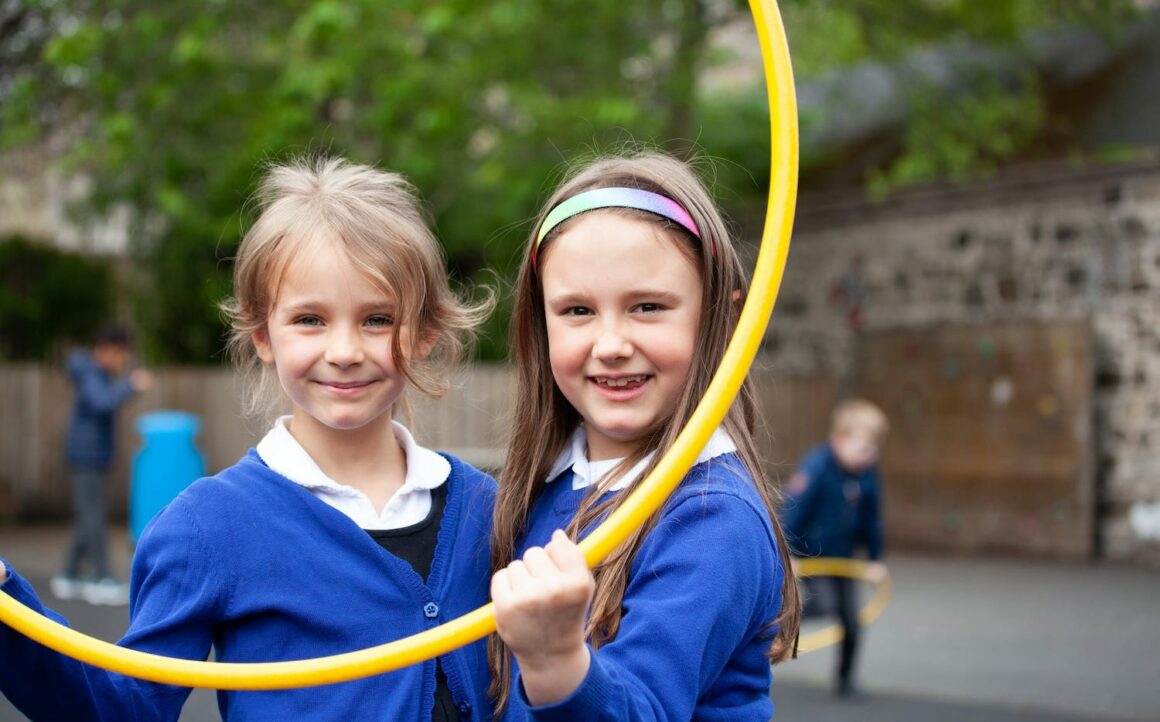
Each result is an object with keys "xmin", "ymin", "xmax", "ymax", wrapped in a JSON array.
[
  {"xmin": 0, "ymin": 421, "xmax": 496, "ymax": 721},
  {"xmin": 503, "ymin": 427, "xmax": 786, "ymax": 721},
  {"xmin": 781, "ymin": 441, "xmax": 884, "ymax": 694},
  {"xmin": 781, "ymin": 442, "xmax": 883, "ymax": 562}
]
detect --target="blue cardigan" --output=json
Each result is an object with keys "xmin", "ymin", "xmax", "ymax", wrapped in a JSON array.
[
  {"xmin": 0, "ymin": 450, "xmax": 497, "ymax": 721},
  {"xmin": 781, "ymin": 442, "xmax": 884, "ymax": 561},
  {"xmin": 505, "ymin": 453, "xmax": 785, "ymax": 721}
]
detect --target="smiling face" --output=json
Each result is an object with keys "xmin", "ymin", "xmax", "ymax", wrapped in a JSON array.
[
  {"xmin": 540, "ymin": 211, "xmax": 703, "ymax": 460},
  {"xmin": 252, "ymin": 237, "xmax": 413, "ymax": 444}
]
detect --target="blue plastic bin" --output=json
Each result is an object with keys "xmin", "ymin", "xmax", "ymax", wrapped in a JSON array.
[{"xmin": 130, "ymin": 411, "xmax": 205, "ymax": 542}]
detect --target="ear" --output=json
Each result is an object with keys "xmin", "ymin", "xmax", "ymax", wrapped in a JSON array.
[
  {"xmin": 252, "ymin": 326, "xmax": 275, "ymax": 364},
  {"xmin": 411, "ymin": 329, "xmax": 439, "ymax": 362},
  {"xmin": 732, "ymin": 289, "xmax": 742, "ymax": 303}
]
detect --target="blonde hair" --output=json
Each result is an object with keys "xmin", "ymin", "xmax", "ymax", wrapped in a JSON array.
[
  {"xmin": 220, "ymin": 156, "xmax": 492, "ymax": 419},
  {"xmin": 488, "ymin": 149, "xmax": 800, "ymax": 711},
  {"xmin": 831, "ymin": 399, "xmax": 890, "ymax": 442}
]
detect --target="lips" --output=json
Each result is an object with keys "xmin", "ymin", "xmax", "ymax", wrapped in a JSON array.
[
  {"xmin": 589, "ymin": 375, "xmax": 651, "ymax": 402},
  {"xmin": 325, "ymin": 381, "xmax": 372, "ymax": 389},
  {"xmin": 317, "ymin": 380, "xmax": 375, "ymax": 396}
]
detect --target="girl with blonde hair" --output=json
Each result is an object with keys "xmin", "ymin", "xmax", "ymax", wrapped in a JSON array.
[{"xmin": 1, "ymin": 156, "xmax": 496, "ymax": 721}]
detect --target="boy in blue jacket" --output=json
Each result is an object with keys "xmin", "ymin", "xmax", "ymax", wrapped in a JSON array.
[
  {"xmin": 54, "ymin": 325, "xmax": 152, "ymax": 605},
  {"xmin": 783, "ymin": 398, "xmax": 888, "ymax": 697}
]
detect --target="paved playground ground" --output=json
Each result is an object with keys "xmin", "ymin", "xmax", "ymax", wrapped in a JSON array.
[{"xmin": 2, "ymin": 524, "xmax": 1158, "ymax": 721}]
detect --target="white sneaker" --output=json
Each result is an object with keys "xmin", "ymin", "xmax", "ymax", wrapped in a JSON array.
[
  {"xmin": 80, "ymin": 578, "xmax": 130, "ymax": 606},
  {"xmin": 50, "ymin": 575, "xmax": 84, "ymax": 601}
]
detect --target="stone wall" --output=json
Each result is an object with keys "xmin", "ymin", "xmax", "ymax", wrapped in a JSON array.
[{"xmin": 764, "ymin": 159, "xmax": 1160, "ymax": 563}]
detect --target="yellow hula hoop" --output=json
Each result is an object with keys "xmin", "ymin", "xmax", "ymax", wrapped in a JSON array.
[
  {"xmin": 794, "ymin": 558, "xmax": 893, "ymax": 654},
  {"xmin": 0, "ymin": 0, "xmax": 798, "ymax": 690}
]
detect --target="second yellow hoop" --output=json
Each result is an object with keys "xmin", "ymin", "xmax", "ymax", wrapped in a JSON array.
[{"xmin": 794, "ymin": 558, "xmax": 892, "ymax": 654}]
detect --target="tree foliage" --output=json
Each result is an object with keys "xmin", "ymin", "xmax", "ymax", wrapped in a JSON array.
[
  {"xmin": 0, "ymin": 235, "xmax": 115, "ymax": 361},
  {"xmin": 3, "ymin": 0, "xmax": 720, "ymax": 362},
  {"xmin": 0, "ymin": 0, "xmax": 1144, "ymax": 361}
]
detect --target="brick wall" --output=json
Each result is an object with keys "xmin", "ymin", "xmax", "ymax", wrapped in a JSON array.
[{"xmin": 763, "ymin": 159, "xmax": 1160, "ymax": 563}]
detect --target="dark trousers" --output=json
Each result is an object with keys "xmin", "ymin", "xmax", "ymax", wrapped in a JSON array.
[
  {"xmin": 802, "ymin": 576, "xmax": 860, "ymax": 689},
  {"xmin": 61, "ymin": 465, "xmax": 111, "ymax": 579}
]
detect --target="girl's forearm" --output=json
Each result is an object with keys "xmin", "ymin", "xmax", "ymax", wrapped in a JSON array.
[{"xmin": 516, "ymin": 644, "xmax": 591, "ymax": 707}]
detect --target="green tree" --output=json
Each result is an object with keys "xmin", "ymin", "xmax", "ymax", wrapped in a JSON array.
[
  {"xmin": 0, "ymin": 235, "xmax": 115, "ymax": 361},
  {"xmin": 3, "ymin": 0, "xmax": 724, "ymax": 362},
  {"xmin": 1, "ymin": 0, "xmax": 1143, "ymax": 362}
]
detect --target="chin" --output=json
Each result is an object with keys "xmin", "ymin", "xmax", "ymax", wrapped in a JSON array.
[{"xmin": 319, "ymin": 413, "xmax": 374, "ymax": 431}]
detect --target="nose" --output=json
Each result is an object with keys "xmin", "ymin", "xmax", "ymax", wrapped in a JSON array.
[
  {"xmin": 592, "ymin": 319, "xmax": 633, "ymax": 362},
  {"xmin": 325, "ymin": 325, "xmax": 365, "ymax": 367}
]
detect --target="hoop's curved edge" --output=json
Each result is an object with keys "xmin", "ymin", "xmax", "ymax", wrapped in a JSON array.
[
  {"xmin": 795, "ymin": 558, "xmax": 893, "ymax": 654},
  {"xmin": 0, "ymin": 0, "xmax": 797, "ymax": 690}
]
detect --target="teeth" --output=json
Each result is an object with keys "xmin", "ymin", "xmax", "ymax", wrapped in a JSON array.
[{"xmin": 597, "ymin": 376, "xmax": 645, "ymax": 388}]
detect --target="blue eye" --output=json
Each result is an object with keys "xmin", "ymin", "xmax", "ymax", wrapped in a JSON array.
[
  {"xmin": 293, "ymin": 316, "xmax": 323, "ymax": 327},
  {"xmin": 366, "ymin": 315, "xmax": 394, "ymax": 328}
]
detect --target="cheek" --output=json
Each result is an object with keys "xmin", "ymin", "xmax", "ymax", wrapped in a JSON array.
[
  {"xmin": 545, "ymin": 320, "xmax": 584, "ymax": 369},
  {"xmin": 382, "ymin": 328, "xmax": 406, "ymax": 368},
  {"xmin": 655, "ymin": 314, "xmax": 700, "ymax": 373}
]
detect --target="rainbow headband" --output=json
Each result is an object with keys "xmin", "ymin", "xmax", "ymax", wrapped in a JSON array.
[{"xmin": 533, "ymin": 187, "xmax": 702, "ymax": 267}]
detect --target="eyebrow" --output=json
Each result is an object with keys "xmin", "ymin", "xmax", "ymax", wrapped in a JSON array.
[
  {"xmin": 545, "ymin": 288, "xmax": 683, "ymax": 307},
  {"xmin": 544, "ymin": 292, "xmax": 591, "ymax": 308},
  {"xmin": 277, "ymin": 299, "xmax": 397, "ymax": 315}
]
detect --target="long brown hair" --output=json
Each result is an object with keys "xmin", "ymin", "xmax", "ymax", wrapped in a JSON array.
[{"xmin": 488, "ymin": 149, "xmax": 800, "ymax": 711}]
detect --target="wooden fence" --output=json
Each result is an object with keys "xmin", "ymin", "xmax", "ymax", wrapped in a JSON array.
[
  {"xmin": 852, "ymin": 320, "xmax": 1096, "ymax": 559},
  {"xmin": 0, "ymin": 364, "xmax": 836, "ymax": 521}
]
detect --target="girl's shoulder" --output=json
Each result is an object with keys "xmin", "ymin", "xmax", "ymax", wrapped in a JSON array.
[
  {"xmin": 134, "ymin": 451, "xmax": 277, "ymax": 557},
  {"xmin": 635, "ymin": 453, "xmax": 784, "ymax": 596},
  {"xmin": 661, "ymin": 452, "xmax": 777, "ymax": 541},
  {"xmin": 644, "ymin": 455, "xmax": 779, "ymax": 557},
  {"xmin": 163, "ymin": 450, "xmax": 288, "ymax": 520},
  {"xmin": 676, "ymin": 452, "xmax": 761, "ymax": 501},
  {"xmin": 437, "ymin": 451, "xmax": 498, "ymax": 492},
  {"xmin": 433, "ymin": 452, "xmax": 498, "ymax": 531}
]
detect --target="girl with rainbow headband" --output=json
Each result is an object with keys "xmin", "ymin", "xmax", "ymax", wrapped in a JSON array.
[
  {"xmin": 489, "ymin": 149, "xmax": 801, "ymax": 720},
  {"xmin": 0, "ymin": 157, "xmax": 497, "ymax": 720}
]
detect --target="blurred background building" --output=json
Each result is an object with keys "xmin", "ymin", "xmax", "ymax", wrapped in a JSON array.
[{"xmin": 2, "ymin": 0, "xmax": 1159, "ymax": 566}]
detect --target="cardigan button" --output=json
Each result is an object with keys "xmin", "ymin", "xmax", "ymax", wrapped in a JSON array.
[
  {"xmin": 457, "ymin": 701, "xmax": 472, "ymax": 717},
  {"xmin": 423, "ymin": 602, "xmax": 439, "ymax": 619}
]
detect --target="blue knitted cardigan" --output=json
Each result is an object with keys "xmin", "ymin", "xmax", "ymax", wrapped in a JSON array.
[
  {"xmin": 1, "ymin": 450, "xmax": 497, "ymax": 721},
  {"xmin": 504, "ymin": 452, "xmax": 786, "ymax": 722}
]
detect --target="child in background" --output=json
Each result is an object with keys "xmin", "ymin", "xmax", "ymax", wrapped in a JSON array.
[
  {"xmin": 782, "ymin": 398, "xmax": 888, "ymax": 697},
  {"xmin": 488, "ymin": 150, "xmax": 801, "ymax": 720},
  {"xmin": 54, "ymin": 324, "xmax": 153, "ymax": 606},
  {"xmin": 1, "ymin": 157, "xmax": 496, "ymax": 721}
]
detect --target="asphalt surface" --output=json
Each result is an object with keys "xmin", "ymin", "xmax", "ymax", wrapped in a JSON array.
[{"xmin": 2, "ymin": 524, "xmax": 1158, "ymax": 722}]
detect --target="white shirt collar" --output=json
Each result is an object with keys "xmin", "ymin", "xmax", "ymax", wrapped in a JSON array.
[
  {"xmin": 255, "ymin": 416, "xmax": 451, "ymax": 529},
  {"xmin": 545, "ymin": 425, "xmax": 738, "ymax": 492}
]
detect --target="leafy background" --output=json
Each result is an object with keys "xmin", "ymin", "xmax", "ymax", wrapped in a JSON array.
[{"xmin": 0, "ymin": 0, "xmax": 1141, "ymax": 362}]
